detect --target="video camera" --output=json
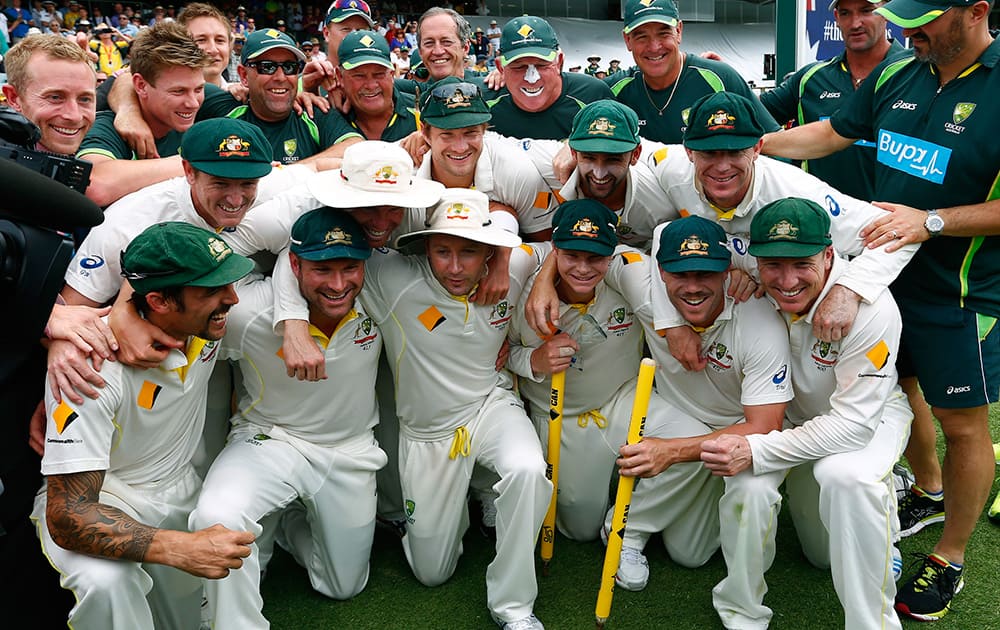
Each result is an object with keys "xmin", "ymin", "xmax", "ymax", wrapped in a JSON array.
[
  {"xmin": 0, "ymin": 108, "xmax": 91, "ymax": 194},
  {"xmin": 0, "ymin": 110, "xmax": 101, "ymax": 383}
]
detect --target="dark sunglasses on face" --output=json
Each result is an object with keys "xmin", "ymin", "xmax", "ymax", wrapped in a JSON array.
[{"xmin": 246, "ymin": 60, "xmax": 305, "ymax": 75}]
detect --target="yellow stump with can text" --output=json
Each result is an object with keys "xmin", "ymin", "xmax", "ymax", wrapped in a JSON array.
[
  {"xmin": 595, "ymin": 358, "xmax": 656, "ymax": 628},
  {"xmin": 540, "ymin": 370, "xmax": 566, "ymax": 574}
]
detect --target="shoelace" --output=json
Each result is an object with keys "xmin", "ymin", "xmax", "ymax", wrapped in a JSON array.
[
  {"xmin": 620, "ymin": 546, "xmax": 647, "ymax": 567},
  {"xmin": 502, "ymin": 616, "xmax": 540, "ymax": 630}
]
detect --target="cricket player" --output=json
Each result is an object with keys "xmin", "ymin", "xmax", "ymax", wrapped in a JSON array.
[
  {"xmin": 32, "ymin": 222, "xmax": 257, "ymax": 630},
  {"xmin": 506, "ymin": 199, "xmax": 656, "ymax": 541},
  {"xmin": 190, "ymin": 208, "xmax": 386, "ymax": 629},
  {"xmin": 354, "ymin": 188, "xmax": 550, "ymax": 630},
  {"xmin": 599, "ymin": 216, "xmax": 792, "ymax": 593},
  {"xmin": 702, "ymin": 198, "xmax": 912, "ymax": 630}
]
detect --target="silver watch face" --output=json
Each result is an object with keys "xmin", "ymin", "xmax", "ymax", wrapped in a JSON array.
[{"xmin": 926, "ymin": 213, "xmax": 945, "ymax": 234}]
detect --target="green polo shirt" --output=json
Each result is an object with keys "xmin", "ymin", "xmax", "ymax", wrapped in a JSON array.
[
  {"xmin": 609, "ymin": 55, "xmax": 780, "ymax": 143},
  {"xmin": 831, "ymin": 37, "xmax": 1000, "ymax": 314},
  {"xmin": 344, "ymin": 87, "xmax": 418, "ymax": 142},
  {"xmin": 761, "ymin": 40, "xmax": 907, "ymax": 200},
  {"xmin": 77, "ymin": 110, "xmax": 183, "ymax": 161},
  {"xmin": 197, "ymin": 84, "xmax": 361, "ymax": 165},
  {"xmin": 394, "ymin": 71, "xmax": 486, "ymax": 96},
  {"xmin": 484, "ymin": 72, "xmax": 613, "ymax": 140}
]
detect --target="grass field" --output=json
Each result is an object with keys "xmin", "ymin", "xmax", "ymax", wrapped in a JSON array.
[{"xmin": 261, "ymin": 413, "xmax": 1000, "ymax": 630}]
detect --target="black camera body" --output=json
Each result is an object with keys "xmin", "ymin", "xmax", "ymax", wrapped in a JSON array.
[{"xmin": 0, "ymin": 108, "xmax": 92, "ymax": 194}]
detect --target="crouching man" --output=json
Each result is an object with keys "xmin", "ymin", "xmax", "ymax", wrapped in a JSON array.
[{"xmin": 702, "ymin": 198, "xmax": 912, "ymax": 630}]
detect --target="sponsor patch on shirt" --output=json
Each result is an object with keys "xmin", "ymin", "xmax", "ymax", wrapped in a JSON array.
[
  {"xmin": 876, "ymin": 129, "xmax": 950, "ymax": 184},
  {"xmin": 418, "ymin": 305, "xmax": 446, "ymax": 331}
]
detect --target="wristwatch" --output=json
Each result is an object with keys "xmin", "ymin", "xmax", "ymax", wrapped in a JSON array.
[{"xmin": 924, "ymin": 209, "xmax": 944, "ymax": 237}]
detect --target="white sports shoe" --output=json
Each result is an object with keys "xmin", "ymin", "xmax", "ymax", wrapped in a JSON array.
[
  {"xmin": 616, "ymin": 545, "xmax": 650, "ymax": 591},
  {"xmin": 892, "ymin": 544, "xmax": 903, "ymax": 582},
  {"xmin": 892, "ymin": 463, "xmax": 916, "ymax": 503},
  {"xmin": 492, "ymin": 613, "xmax": 544, "ymax": 630}
]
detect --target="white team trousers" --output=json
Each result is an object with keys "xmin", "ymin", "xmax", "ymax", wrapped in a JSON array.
[
  {"xmin": 530, "ymin": 375, "xmax": 640, "ymax": 542},
  {"xmin": 31, "ymin": 465, "xmax": 204, "ymax": 630},
  {"xmin": 714, "ymin": 396, "xmax": 911, "ymax": 630},
  {"xmin": 399, "ymin": 386, "xmax": 551, "ymax": 623},
  {"xmin": 190, "ymin": 422, "xmax": 387, "ymax": 630}
]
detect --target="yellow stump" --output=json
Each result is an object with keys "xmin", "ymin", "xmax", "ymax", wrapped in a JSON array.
[
  {"xmin": 595, "ymin": 358, "xmax": 656, "ymax": 628},
  {"xmin": 540, "ymin": 370, "xmax": 566, "ymax": 574}
]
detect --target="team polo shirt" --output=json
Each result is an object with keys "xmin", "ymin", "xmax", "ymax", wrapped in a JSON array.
[
  {"xmin": 344, "ymin": 86, "xmax": 418, "ymax": 142},
  {"xmin": 42, "ymin": 332, "xmax": 219, "ymax": 485},
  {"xmin": 361, "ymin": 246, "xmax": 539, "ymax": 439},
  {"xmin": 505, "ymin": 135, "xmax": 667, "ymax": 245},
  {"xmin": 77, "ymin": 110, "xmax": 183, "ymax": 161},
  {"xmin": 415, "ymin": 135, "xmax": 558, "ymax": 233},
  {"xmin": 831, "ymin": 38, "xmax": 1000, "ymax": 314},
  {"xmin": 508, "ymin": 243, "xmax": 648, "ymax": 416},
  {"xmin": 394, "ymin": 71, "xmax": 486, "ymax": 95},
  {"xmin": 484, "ymin": 72, "xmax": 614, "ymax": 140},
  {"xmin": 644, "ymin": 146, "xmax": 918, "ymax": 329},
  {"xmin": 608, "ymin": 55, "xmax": 780, "ymax": 144},
  {"xmin": 220, "ymin": 279, "xmax": 381, "ymax": 445},
  {"xmin": 747, "ymin": 256, "xmax": 907, "ymax": 473},
  {"xmin": 601, "ymin": 255, "xmax": 792, "ymax": 429},
  {"xmin": 198, "ymin": 83, "xmax": 362, "ymax": 165},
  {"xmin": 761, "ymin": 40, "xmax": 907, "ymax": 201}
]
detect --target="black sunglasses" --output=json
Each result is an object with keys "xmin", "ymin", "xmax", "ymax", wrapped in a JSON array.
[
  {"xmin": 245, "ymin": 59, "xmax": 305, "ymax": 75},
  {"xmin": 120, "ymin": 251, "xmax": 176, "ymax": 281},
  {"xmin": 429, "ymin": 81, "xmax": 481, "ymax": 103}
]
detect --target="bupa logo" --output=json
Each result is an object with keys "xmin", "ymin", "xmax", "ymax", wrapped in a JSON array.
[{"xmin": 877, "ymin": 130, "xmax": 950, "ymax": 185}]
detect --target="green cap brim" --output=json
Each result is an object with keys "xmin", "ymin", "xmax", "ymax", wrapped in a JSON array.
[
  {"xmin": 187, "ymin": 160, "xmax": 273, "ymax": 180},
  {"xmin": 244, "ymin": 43, "xmax": 306, "ymax": 64},
  {"xmin": 341, "ymin": 55, "xmax": 393, "ymax": 70},
  {"xmin": 873, "ymin": 3, "xmax": 947, "ymax": 27},
  {"xmin": 553, "ymin": 239, "xmax": 614, "ymax": 257},
  {"xmin": 293, "ymin": 244, "xmax": 372, "ymax": 261},
  {"xmin": 623, "ymin": 15, "xmax": 678, "ymax": 35},
  {"xmin": 421, "ymin": 112, "xmax": 492, "ymax": 129},
  {"xmin": 659, "ymin": 256, "xmax": 730, "ymax": 273},
  {"xmin": 188, "ymin": 253, "xmax": 256, "ymax": 288},
  {"xmin": 747, "ymin": 241, "xmax": 828, "ymax": 258},
  {"xmin": 569, "ymin": 137, "xmax": 639, "ymax": 153},
  {"xmin": 498, "ymin": 48, "xmax": 559, "ymax": 66},
  {"xmin": 684, "ymin": 134, "xmax": 760, "ymax": 152}
]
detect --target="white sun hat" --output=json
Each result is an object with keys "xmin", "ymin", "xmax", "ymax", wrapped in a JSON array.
[
  {"xmin": 396, "ymin": 188, "xmax": 522, "ymax": 249},
  {"xmin": 306, "ymin": 140, "xmax": 445, "ymax": 209}
]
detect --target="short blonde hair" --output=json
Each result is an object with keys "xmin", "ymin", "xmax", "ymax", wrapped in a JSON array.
[
  {"xmin": 177, "ymin": 2, "xmax": 232, "ymax": 40},
  {"xmin": 5, "ymin": 34, "xmax": 93, "ymax": 91},
  {"xmin": 128, "ymin": 21, "xmax": 209, "ymax": 85}
]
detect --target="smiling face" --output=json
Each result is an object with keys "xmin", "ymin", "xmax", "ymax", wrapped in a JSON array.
[
  {"xmin": 623, "ymin": 21, "xmax": 683, "ymax": 86},
  {"xmin": 426, "ymin": 233, "xmax": 493, "ymax": 296},
  {"xmin": 185, "ymin": 164, "xmax": 261, "ymax": 230},
  {"xmin": 422, "ymin": 123, "xmax": 485, "ymax": 188},
  {"xmin": 158, "ymin": 283, "xmax": 239, "ymax": 341},
  {"xmin": 554, "ymin": 247, "xmax": 611, "ymax": 303},
  {"xmin": 902, "ymin": 6, "xmax": 968, "ymax": 67},
  {"xmin": 2, "ymin": 53, "xmax": 96, "ymax": 155},
  {"xmin": 757, "ymin": 248, "xmax": 833, "ymax": 316},
  {"xmin": 573, "ymin": 149, "xmax": 639, "ymax": 207},
  {"xmin": 186, "ymin": 15, "xmax": 232, "ymax": 82},
  {"xmin": 349, "ymin": 205, "xmax": 404, "ymax": 248},
  {"xmin": 686, "ymin": 142, "xmax": 760, "ymax": 210},
  {"xmin": 418, "ymin": 13, "xmax": 468, "ymax": 81},
  {"xmin": 290, "ymin": 253, "xmax": 364, "ymax": 330},
  {"xmin": 323, "ymin": 15, "xmax": 371, "ymax": 64},
  {"xmin": 134, "ymin": 65, "xmax": 205, "ymax": 136},
  {"xmin": 661, "ymin": 268, "xmax": 727, "ymax": 328},
  {"xmin": 338, "ymin": 62, "xmax": 395, "ymax": 119},
  {"xmin": 238, "ymin": 48, "xmax": 299, "ymax": 122},
  {"xmin": 498, "ymin": 54, "xmax": 563, "ymax": 113}
]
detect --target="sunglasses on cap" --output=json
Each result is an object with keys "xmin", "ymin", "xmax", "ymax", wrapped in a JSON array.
[
  {"xmin": 328, "ymin": 0, "xmax": 371, "ymax": 13},
  {"xmin": 120, "ymin": 252, "xmax": 177, "ymax": 282},
  {"xmin": 246, "ymin": 60, "xmax": 306, "ymax": 75},
  {"xmin": 412, "ymin": 66, "xmax": 429, "ymax": 79},
  {"xmin": 428, "ymin": 81, "xmax": 482, "ymax": 103}
]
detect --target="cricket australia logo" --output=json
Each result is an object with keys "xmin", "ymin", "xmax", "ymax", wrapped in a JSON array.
[
  {"xmin": 353, "ymin": 316, "xmax": 378, "ymax": 349},
  {"xmin": 768, "ymin": 220, "xmax": 799, "ymax": 241},
  {"xmin": 678, "ymin": 234, "xmax": 710, "ymax": 256},
  {"xmin": 489, "ymin": 300, "xmax": 511, "ymax": 328},
  {"xmin": 811, "ymin": 339, "xmax": 840, "ymax": 369},
  {"xmin": 405, "ymin": 499, "xmax": 416, "ymax": 524},
  {"xmin": 373, "ymin": 164, "xmax": 399, "ymax": 184},
  {"xmin": 606, "ymin": 306, "xmax": 633, "ymax": 335},
  {"xmin": 199, "ymin": 340, "xmax": 219, "ymax": 362},
  {"xmin": 945, "ymin": 102, "xmax": 975, "ymax": 135},
  {"xmin": 706, "ymin": 109, "xmax": 735, "ymax": 131},
  {"xmin": 571, "ymin": 217, "xmax": 599, "ymax": 238},
  {"xmin": 217, "ymin": 135, "xmax": 250, "ymax": 157},
  {"xmin": 588, "ymin": 117, "xmax": 616, "ymax": 137},
  {"xmin": 207, "ymin": 237, "xmax": 232, "ymax": 261},
  {"xmin": 283, "ymin": 139, "xmax": 297, "ymax": 157},
  {"xmin": 706, "ymin": 341, "xmax": 734, "ymax": 371}
]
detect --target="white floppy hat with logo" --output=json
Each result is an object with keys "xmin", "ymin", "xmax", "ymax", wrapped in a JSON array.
[
  {"xmin": 396, "ymin": 189, "xmax": 522, "ymax": 249},
  {"xmin": 307, "ymin": 140, "xmax": 445, "ymax": 208}
]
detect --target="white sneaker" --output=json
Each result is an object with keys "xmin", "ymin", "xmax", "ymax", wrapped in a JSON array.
[
  {"xmin": 491, "ymin": 613, "xmax": 544, "ymax": 630},
  {"xmin": 616, "ymin": 544, "xmax": 650, "ymax": 591},
  {"xmin": 892, "ymin": 463, "xmax": 916, "ymax": 503},
  {"xmin": 600, "ymin": 525, "xmax": 649, "ymax": 591},
  {"xmin": 892, "ymin": 544, "xmax": 903, "ymax": 582}
]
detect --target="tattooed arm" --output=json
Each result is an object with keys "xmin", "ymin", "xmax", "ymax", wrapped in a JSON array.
[{"xmin": 45, "ymin": 471, "xmax": 255, "ymax": 579}]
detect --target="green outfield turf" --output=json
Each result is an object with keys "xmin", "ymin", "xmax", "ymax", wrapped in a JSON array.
[{"xmin": 261, "ymin": 411, "xmax": 1000, "ymax": 629}]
